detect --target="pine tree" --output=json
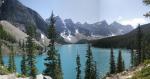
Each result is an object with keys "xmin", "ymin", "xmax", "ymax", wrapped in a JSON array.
[
  {"xmin": 117, "ymin": 50, "xmax": 124, "ymax": 73},
  {"xmin": 43, "ymin": 12, "xmax": 63, "ymax": 79},
  {"xmin": 130, "ymin": 49, "xmax": 135, "ymax": 67},
  {"xmin": 93, "ymin": 61, "xmax": 98, "ymax": 79},
  {"xmin": 21, "ymin": 53, "xmax": 27, "ymax": 76},
  {"xmin": 142, "ymin": 41, "xmax": 150, "ymax": 59},
  {"xmin": 58, "ymin": 53, "xmax": 63, "ymax": 79},
  {"xmin": 136, "ymin": 25, "xmax": 143, "ymax": 65},
  {"xmin": 22, "ymin": 40, "xmax": 25, "ymax": 51},
  {"xmin": 143, "ymin": 0, "xmax": 150, "ymax": 17},
  {"xmin": 0, "ymin": 41, "xmax": 4, "ymax": 65},
  {"xmin": 109, "ymin": 48, "xmax": 116, "ymax": 74},
  {"xmin": 47, "ymin": 12, "xmax": 57, "ymax": 46},
  {"xmin": 19, "ymin": 40, "xmax": 22, "ymax": 48},
  {"xmin": 84, "ymin": 44, "xmax": 96, "ymax": 79},
  {"xmin": 0, "ymin": 26, "xmax": 4, "ymax": 66},
  {"xmin": 26, "ymin": 25, "xmax": 37, "ymax": 79},
  {"xmin": 76, "ymin": 54, "xmax": 81, "ymax": 79},
  {"xmin": 21, "ymin": 39, "xmax": 27, "ymax": 76},
  {"xmin": 122, "ymin": 61, "xmax": 125, "ymax": 71},
  {"xmin": 8, "ymin": 49, "xmax": 12, "ymax": 72},
  {"xmin": 8, "ymin": 46, "xmax": 16, "ymax": 73}
]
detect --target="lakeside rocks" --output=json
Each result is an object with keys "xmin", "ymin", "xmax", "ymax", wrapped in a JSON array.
[
  {"xmin": 0, "ymin": 74, "xmax": 52, "ymax": 79},
  {"xmin": 106, "ymin": 65, "xmax": 144, "ymax": 79}
]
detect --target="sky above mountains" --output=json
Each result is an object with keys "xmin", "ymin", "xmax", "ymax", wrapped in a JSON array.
[{"xmin": 19, "ymin": 0, "xmax": 149, "ymax": 28}]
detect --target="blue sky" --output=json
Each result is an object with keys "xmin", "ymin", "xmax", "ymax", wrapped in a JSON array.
[{"xmin": 19, "ymin": 0, "xmax": 149, "ymax": 28}]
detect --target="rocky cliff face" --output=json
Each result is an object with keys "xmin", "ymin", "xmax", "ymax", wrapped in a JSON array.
[
  {"xmin": 0, "ymin": 20, "xmax": 49, "ymax": 47},
  {"xmin": 46, "ymin": 17, "xmax": 134, "ymax": 43},
  {"xmin": 47, "ymin": 17, "xmax": 133, "ymax": 36},
  {"xmin": 109, "ymin": 22, "xmax": 133, "ymax": 36},
  {"xmin": 0, "ymin": 0, "xmax": 48, "ymax": 34}
]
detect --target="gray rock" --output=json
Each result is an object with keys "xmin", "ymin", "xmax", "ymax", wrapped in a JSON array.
[{"xmin": 0, "ymin": 0, "xmax": 48, "ymax": 34}]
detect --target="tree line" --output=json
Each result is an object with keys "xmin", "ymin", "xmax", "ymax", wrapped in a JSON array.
[{"xmin": 105, "ymin": 23, "xmax": 150, "ymax": 77}]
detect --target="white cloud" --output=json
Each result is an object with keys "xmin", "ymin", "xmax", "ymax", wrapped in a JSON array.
[{"xmin": 118, "ymin": 18, "xmax": 148, "ymax": 28}]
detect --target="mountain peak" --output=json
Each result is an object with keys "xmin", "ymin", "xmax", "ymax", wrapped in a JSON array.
[
  {"xmin": 101, "ymin": 20, "xmax": 107, "ymax": 23},
  {"xmin": 0, "ymin": 0, "xmax": 48, "ymax": 34},
  {"xmin": 83, "ymin": 22, "xmax": 89, "ymax": 25},
  {"xmin": 64, "ymin": 19, "xmax": 74, "ymax": 23},
  {"xmin": 111, "ymin": 21, "xmax": 122, "ymax": 26},
  {"xmin": 94, "ymin": 20, "xmax": 108, "ymax": 26},
  {"xmin": 55, "ymin": 16, "xmax": 61, "ymax": 19}
]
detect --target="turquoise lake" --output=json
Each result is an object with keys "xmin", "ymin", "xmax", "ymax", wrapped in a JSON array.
[{"xmin": 3, "ymin": 44, "xmax": 131, "ymax": 79}]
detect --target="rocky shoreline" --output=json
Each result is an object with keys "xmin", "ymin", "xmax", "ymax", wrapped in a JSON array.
[
  {"xmin": 106, "ymin": 65, "xmax": 144, "ymax": 79},
  {"xmin": 0, "ymin": 74, "xmax": 52, "ymax": 79}
]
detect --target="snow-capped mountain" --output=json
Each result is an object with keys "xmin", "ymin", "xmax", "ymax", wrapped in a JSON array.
[
  {"xmin": 46, "ymin": 16, "xmax": 134, "ymax": 43},
  {"xmin": 0, "ymin": 0, "xmax": 133, "ymax": 44}
]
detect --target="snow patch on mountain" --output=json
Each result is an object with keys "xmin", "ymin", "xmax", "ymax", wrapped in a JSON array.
[
  {"xmin": 40, "ymin": 33, "xmax": 49, "ymax": 46},
  {"xmin": 75, "ymin": 29, "xmax": 79, "ymax": 34},
  {"xmin": 60, "ymin": 30, "xmax": 78, "ymax": 43}
]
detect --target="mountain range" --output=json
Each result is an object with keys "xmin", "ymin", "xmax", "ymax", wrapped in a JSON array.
[
  {"xmin": 0, "ymin": 0, "xmax": 134, "ymax": 43},
  {"xmin": 46, "ymin": 17, "xmax": 134, "ymax": 43}
]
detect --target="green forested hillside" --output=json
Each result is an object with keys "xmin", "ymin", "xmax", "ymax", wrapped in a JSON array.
[{"xmin": 91, "ymin": 23, "xmax": 150, "ymax": 48}]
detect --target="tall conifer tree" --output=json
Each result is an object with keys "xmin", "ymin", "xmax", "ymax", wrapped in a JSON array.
[
  {"xmin": 117, "ymin": 50, "xmax": 124, "ymax": 73},
  {"xmin": 58, "ymin": 53, "xmax": 63, "ymax": 79},
  {"xmin": 76, "ymin": 54, "xmax": 81, "ymax": 79},
  {"xmin": 136, "ymin": 25, "xmax": 143, "ymax": 65},
  {"xmin": 43, "ymin": 12, "xmax": 63, "ymax": 79},
  {"xmin": 21, "ymin": 53, "xmax": 27, "ymax": 76},
  {"xmin": 21, "ymin": 41, "xmax": 27, "ymax": 76},
  {"xmin": 131, "ymin": 49, "xmax": 135, "ymax": 67},
  {"xmin": 0, "ymin": 25, "xmax": 4, "ymax": 66},
  {"xmin": 84, "ymin": 44, "xmax": 97, "ymax": 79},
  {"xmin": 109, "ymin": 48, "xmax": 116, "ymax": 74},
  {"xmin": 8, "ymin": 46, "xmax": 16, "ymax": 73},
  {"xmin": 26, "ymin": 25, "xmax": 37, "ymax": 79},
  {"xmin": 0, "ymin": 41, "xmax": 4, "ymax": 65},
  {"xmin": 93, "ymin": 61, "xmax": 98, "ymax": 79}
]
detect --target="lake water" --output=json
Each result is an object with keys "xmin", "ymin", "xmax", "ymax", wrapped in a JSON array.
[{"xmin": 3, "ymin": 44, "xmax": 131, "ymax": 79}]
